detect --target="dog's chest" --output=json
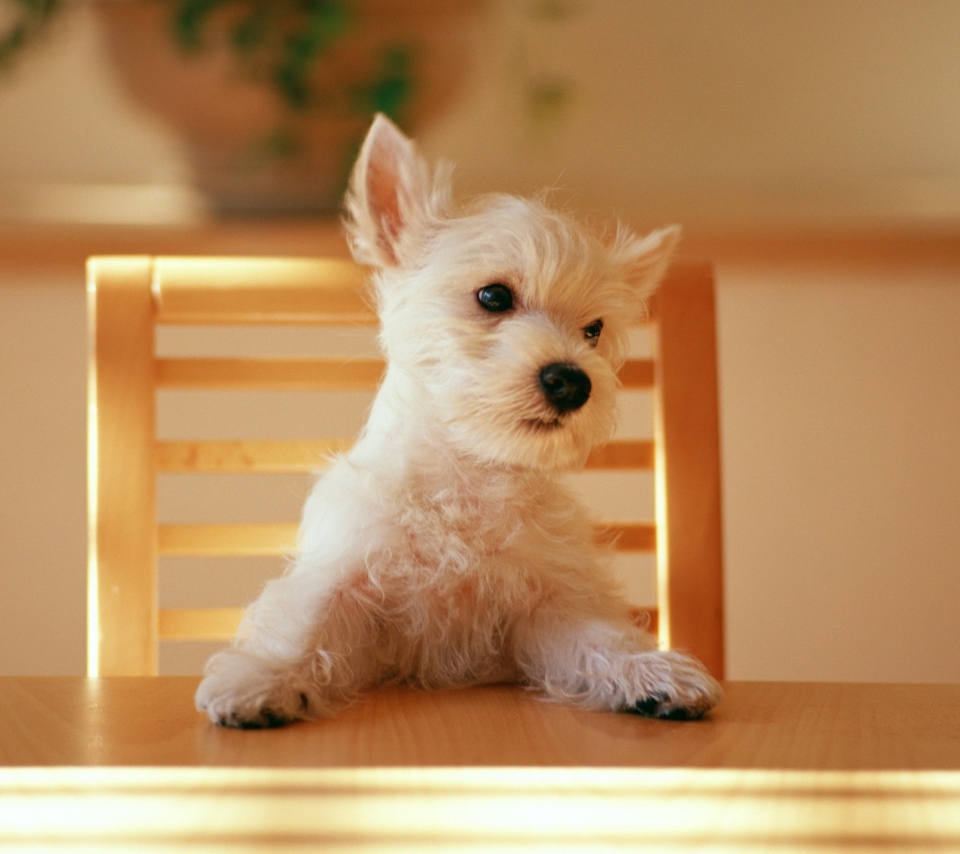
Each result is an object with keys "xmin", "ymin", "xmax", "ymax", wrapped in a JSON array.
[
  {"xmin": 390, "ymin": 475, "xmax": 528, "ymax": 574},
  {"xmin": 374, "ymin": 465, "xmax": 593, "ymax": 593}
]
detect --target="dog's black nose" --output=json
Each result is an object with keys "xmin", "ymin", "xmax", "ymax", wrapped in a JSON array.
[{"xmin": 539, "ymin": 363, "xmax": 591, "ymax": 413}]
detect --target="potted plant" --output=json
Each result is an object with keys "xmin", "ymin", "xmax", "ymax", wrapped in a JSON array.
[{"xmin": 2, "ymin": 0, "xmax": 483, "ymax": 213}]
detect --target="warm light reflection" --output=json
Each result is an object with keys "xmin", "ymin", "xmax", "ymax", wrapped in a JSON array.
[
  {"xmin": 86, "ymin": 266, "xmax": 100, "ymax": 679},
  {"xmin": 0, "ymin": 767, "xmax": 958, "ymax": 849},
  {"xmin": 652, "ymin": 323, "xmax": 671, "ymax": 652}
]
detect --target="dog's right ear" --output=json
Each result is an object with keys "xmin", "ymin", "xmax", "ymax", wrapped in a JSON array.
[
  {"xmin": 344, "ymin": 113, "xmax": 446, "ymax": 269},
  {"xmin": 610, "ymin": 225, "xmax": 681, "ymax": 300}
]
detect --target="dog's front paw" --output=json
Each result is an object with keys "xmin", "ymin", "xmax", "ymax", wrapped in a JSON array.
[
  {"xmin": 195, "ymin": 649, "xmax": 309, "ymax": 729},
  {"xmin": 626, "ymin": 650, "xmax": 723, "ymax": 720}
]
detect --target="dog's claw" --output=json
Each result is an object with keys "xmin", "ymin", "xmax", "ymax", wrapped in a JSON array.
[
  {"xmin": 216, "ymin": 708, "xmax": 292, "ymax": 729},
  {"xmin": 629, "ymin": 695, "xmax": 707, "ymax": 720},
  {"xmin": 631, "ymin": 695, "xmax": 667, "ymax": 717}
]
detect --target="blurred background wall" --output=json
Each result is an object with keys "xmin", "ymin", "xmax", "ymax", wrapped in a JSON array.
[
  {"xmin": 4, "ymin": 0, "xmax": 960, "ymax": 223},
  {"xmin": 1, "ymin": 0, "xmax": 958, "ymax": 680}
]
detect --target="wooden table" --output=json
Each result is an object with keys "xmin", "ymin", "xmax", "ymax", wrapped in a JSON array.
[{"xmin": 2, "ymin": 678, "xmax": 960, "ymax": 851}]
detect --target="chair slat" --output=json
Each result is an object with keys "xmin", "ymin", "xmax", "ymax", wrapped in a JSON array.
[
  {"xmin": 149, "ymin": 257, "xmax": 708, "ymax": 327},
  {"xmin": 157, "ymin": 440, "xmax": 351, "ymax": 473},
  {"xmin": 159, "ymin": 607, "xmax": 659, "ymax": 643},
  {"xmin": 159, "ymin": 607, "xmax": 244, "ymax": 640},
  {"xmin": 155, "ymin": 357, "xmax": 652, "ymax": 391},
  {"xmin": 157, "ymin": 438, "xmax": 654, "ymax": 474},
  {"xmin": 595, "ymin": 521, "xmax": 657, "ymax": 551},
  {"xmin": 156, "ymin": 358, "xmax": 384, "ymax": 390},
  {"xmin": 619, "ymin": 359, "xmax": 654, "ymax": 388},
  {"xmin": 159, "ymin": 523, "xmax": 298, "ymax": 556},
  {"xmin": 153, "ymin": 257, "xmax": 376, "ymax": 325},
  {"xmin": 159, "ymin": 521, "xmax": 655, "ymax": 556},
  {"xmin": 585, "ymin": 440, "xmax": 654, "ymax": 470}
]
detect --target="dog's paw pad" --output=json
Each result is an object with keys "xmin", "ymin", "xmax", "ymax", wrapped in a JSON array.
[
  {"xmin": 218, "ymin": 709, "xmax": 292, "ymax": 730},
  {"xmin": 205, "ymin": 696, "xmax": 297, "ymax": 729},
  {"xmin": 217, "ymin": 693, "xmax": 310, "ymax": 729},
  {"xmin": 629, "ymin": 695, "xmax": 706, "ymax": 720},
  {"xmin": 206, "ymin": 696, "xmax": 301, "ymax": 730},
  {"xmin": 630, "ymin": 695, "xmax": 665, "ymax": 716}
]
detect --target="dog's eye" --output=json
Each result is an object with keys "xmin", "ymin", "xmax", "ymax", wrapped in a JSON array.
[
  {"xmin": 583, "ymin": 319, "xmax": 603, "ymax": 346},
  {"xmin": 476, "ymin": 283, "xmax": 514, "ymax": 313}
]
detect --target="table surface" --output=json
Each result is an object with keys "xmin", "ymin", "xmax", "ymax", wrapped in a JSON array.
[
  {"xmin": 3, "ymin": 678, "xmax": 960, "ymax": 851},
  {"xmin": 2, "ymin": 677, "xmax": 959, "ymax": 769}
]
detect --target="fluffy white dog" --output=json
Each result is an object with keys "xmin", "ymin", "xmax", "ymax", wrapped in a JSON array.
[{"xmin": 196, "ymin": 115, "xmax": 722, "ymax": 727}]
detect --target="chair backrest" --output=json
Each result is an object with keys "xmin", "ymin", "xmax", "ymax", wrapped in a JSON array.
[{"xmin": 87, "ymin": 256, "xmax": 724, "ymax": 679}]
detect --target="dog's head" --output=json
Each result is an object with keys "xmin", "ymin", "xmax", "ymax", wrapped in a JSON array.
[{"xmin": 344, "ymin": 114, "xmax": 678, "ymax": 470}]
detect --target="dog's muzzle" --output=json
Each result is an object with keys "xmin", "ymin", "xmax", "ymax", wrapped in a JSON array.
[{"xmin": 539, "ymin": 362, "xmax": 591, "ymax": 413}]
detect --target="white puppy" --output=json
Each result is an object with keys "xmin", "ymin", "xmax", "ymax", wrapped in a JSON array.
[{"xmin": 196, "ymin": 115, "xmax": 722, "ymax": 727}]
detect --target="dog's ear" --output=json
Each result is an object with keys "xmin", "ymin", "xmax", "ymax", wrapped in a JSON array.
[
  {"xmin": 344, "ymin": 113, "xmax": 446, "ymax": 268},
  {"xmin": 610, "ymin": 225, "xmax": 681, "ymax": 298}
]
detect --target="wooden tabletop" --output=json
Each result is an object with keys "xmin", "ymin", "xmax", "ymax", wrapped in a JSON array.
[
  {"xmin": 2, "ymin": 678, "xmax": 960, "ymax": 851},
  {"xmin": 2, "ymin": 677, "xmax": 960, "ymax": 769}
]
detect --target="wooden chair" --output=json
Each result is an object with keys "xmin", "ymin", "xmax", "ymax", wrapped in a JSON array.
[{"xmin": 87, "ymin": 256, "xmax": 724, "ymax": 679}]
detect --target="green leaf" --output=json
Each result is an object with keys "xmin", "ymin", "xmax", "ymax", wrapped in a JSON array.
[
  {"xmin": 171, "ymin": 0, "xmax": 232, "ymax": 53},
  {"xmin": 230, "ymin": 3, "xmax": 271, "ymax": 55},
  {"xmin": 0, "ymin": 0, "xmax": 60, "ymax": 71},
  {"xmin": 271, "ymin": 1, "xmax": 351, "ymax": 110},
  {"xmin": 354, "ymin": 44, "xmax": 415, "ymax": 123}
]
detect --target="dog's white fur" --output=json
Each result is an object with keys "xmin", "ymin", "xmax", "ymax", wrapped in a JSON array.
[{"xmin": 195, "ymin": 115, "xmax": 722, "ymax": 727}]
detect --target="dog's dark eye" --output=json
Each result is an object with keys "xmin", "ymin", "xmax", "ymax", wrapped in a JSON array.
[
  {"xmin": 583, "ymin": 319, "xmax": 603, "ymax": 346},
  {"xmin": 477, "ymin": 283, "xmax": 514, "ymax": 313}
]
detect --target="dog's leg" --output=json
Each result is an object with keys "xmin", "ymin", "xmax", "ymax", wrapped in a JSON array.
[
  {"xmin": 514, "ymin": 609, "xmax": 722, "ymax": 719},
  {"xmin": 195, "ymin": 572, "xmax": 383, "ymax": 728}
]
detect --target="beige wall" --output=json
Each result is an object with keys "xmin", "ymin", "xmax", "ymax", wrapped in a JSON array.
[
  {"xmin": 428, "ymin": 0, "xmax": 960, "ymax": 224},
  {"xmin": 4, "ymin": 1, "xmax": 960, "ymax": 223},
  {"xmin": 719, "ymin": 262, "xmax": 960, "ymax": 681},
  {"xmin": 0, "ymin": 277, "xmax": 87, "ymax": 675},
  {"xmin": 1, "ymin": 1, "xmax": 959, "ymax": 680}
]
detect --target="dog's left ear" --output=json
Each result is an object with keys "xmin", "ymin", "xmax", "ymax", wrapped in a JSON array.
[
  {"xmin": 610, "ymin": 225, "xmax": 681, "ymax": 298},
  {"xmin": 344, "ymin": 113, "xmax": 447, "ymax": 268}
]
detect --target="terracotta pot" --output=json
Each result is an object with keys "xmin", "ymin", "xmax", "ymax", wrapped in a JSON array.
[{"xmin": 92, "ymin": 0, "xmax": 482, "ymax": 214}]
